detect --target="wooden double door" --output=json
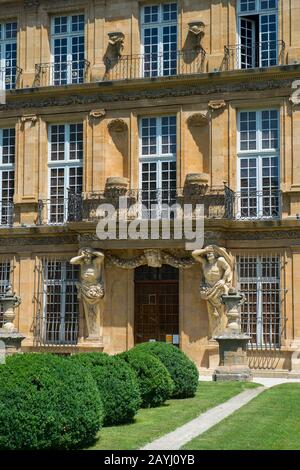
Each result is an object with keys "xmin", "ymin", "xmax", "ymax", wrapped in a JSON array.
[{"xmin": 134, "ymin": 266, "xmax": 179, "ymax": 345}]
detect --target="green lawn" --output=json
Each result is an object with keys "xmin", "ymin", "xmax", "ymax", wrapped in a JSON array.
[
  {"xmin": 88, "ymin": 381, "xmax": 258, "ymax": 450},
  {"xmin": 183, "ymin": 383, "xmax": 300, "ymax": 450}
]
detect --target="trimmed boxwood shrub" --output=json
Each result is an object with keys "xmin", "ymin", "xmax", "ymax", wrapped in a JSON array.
[
  {"xmin": 0, "ymin": 353, "xmax": 103, "ymax": 450},
  {"xmin": 133, "ymin": 342, "xmax": 199, "ymax": 399},
  {"xmin": 70, "ymin": 352, "xmax": 141, "ymax": 426},
  {"xmin": 118, "ymin": 349, "xmax": 174, "ymax": 408}
]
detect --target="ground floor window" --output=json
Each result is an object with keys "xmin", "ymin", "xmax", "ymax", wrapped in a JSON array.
[
  {"xmin": 0, "ymin": 260, "xmax": 12, "ymax": 327},
  {"xmin": 237, "ymin": 254, "xmax": 281, "ymax": 348},
  {"xmin": 35, "ymin": 259, "xmax": 79, "ymax": 345}
]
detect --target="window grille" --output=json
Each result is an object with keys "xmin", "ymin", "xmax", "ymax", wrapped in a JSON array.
[
  {"xmin": 0, "ymin": 260, "xmax": 14, "ymax": 327},
  {"xmin": 237, "ymin": 254, "xmax": 282, "ymax": 348},
  {"xmin": 34, "ymin": 258, "xmax": 80, "ymax": 346}
]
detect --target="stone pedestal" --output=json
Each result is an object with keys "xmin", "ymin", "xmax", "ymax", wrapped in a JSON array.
[
  {"xmin": 213, "ymin": 288, "xmax": 252, "ymax": 382},
  {"xmin": 213, "ymin": 334, "xmax": 252, "ymax": 381},
  {"xmin": 0, "ymin": 331, "xmax": 26, "ymax": 356}
]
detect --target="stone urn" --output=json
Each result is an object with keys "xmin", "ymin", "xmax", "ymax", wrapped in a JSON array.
[{"xmin": 0, "ymin": 285, "xmax": 25, "ymax": 355}]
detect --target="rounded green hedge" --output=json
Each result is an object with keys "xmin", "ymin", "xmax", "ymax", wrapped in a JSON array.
[
  {"xmin": 70, "ymin": 352, "xmax": 141, "ymax": 426},
  {"xmin": 133, "ymin": 342, "xmax": 199, "ymax": 398},
  {"xmin": 0, "ymin": 353, "xmax": 103, "ymax": 450},
  {"xmin": 118, "ymin": 349, "xmax": 174, "ymax": 408}
]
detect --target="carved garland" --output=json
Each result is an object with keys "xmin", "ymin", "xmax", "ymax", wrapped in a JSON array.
[
  {"xmin": 106, "ymin": 250, "xmax": 195, "ymax": 269},
  {"xmin": 0, "ymin": 79, "xmax": 294, "ymax": 112}
]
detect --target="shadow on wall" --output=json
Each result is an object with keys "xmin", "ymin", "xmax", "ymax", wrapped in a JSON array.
[{"xmin": 247, "ymin": 349, "xmax": 291, "ymax": 370}]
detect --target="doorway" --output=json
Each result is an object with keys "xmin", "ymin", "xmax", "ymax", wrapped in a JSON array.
[{"xmin": 134, "ymin": 265, "xmax": 179, "ymax": 345}]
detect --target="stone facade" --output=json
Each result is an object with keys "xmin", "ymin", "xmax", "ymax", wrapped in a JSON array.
[{"xmin": 0, "ymin": 0, "xmax": 300, "ymax": 374}]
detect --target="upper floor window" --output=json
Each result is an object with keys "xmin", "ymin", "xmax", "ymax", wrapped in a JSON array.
[
  {"xmin": 48, "ymin": 124, "xmax": 83, "ymax": 224},
  {"xmin": 141, "ymin": 3, "xmax": 178, "ymax": 77},
  {"xmin": 0, "ymin": 128, "xmax": 15, "ymax": 226},
  {"xmin": 239, "ymin": 0, "xmax": 277, "ymax": 13},
  {"xmin": 139, "ymin": 116, "xmax": 176, "ymax": 218},
  {"xmin": 237, "ymin": 110, "xmax": 280, "ymax": 219},
  {"xmin": 51, "ymin": 14, "xmax": 85, "ymax": 85},
  {"xmin": 0, "ymin": 21, "xmax": 17, "ymax": 90},
  {"xmin": 237, "ymin": 0, "xmax": 279, "ymax": 68}
]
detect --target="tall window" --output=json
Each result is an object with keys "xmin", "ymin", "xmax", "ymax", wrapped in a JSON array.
[
  {"xmin": 237, "ymin": 109, "xmax": 280, "ymax": 219},
  {"xmin": 141, "ymin": 3, "xmax": 177, "ymax": 77},
  {"xmin": 0, "ymin": 21, "xmax": 17, "ymax": 90},
  {"xmin": 0, "ymin": 260, "xmax": 12, "ymax": 327},
  {"xmin": 51, "ymin": 14, "xmax": 85, "ymax": 85},
  {"xmin": 139, "ymin": 116, "xmax": 176, "ymax": 218},
  {"xmin": 40, "ymin": 260, "xmax": 79, "ymax": 345},
  {"xmin": 48, "ymin": 124, "xmax": 83, "ymax": 224},
  {"xmin": 237, "ymin": 254, "xmax": 281, "ymax": 348},
  {"xmin": 0, "ymin": 128, "xmax": 14, "ymax": 226},
  {"xmin": 237, "ymin": 0, "xmax": 278, "ymax": 68}
]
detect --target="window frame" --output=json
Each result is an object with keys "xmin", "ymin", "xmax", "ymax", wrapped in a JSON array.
[
  {"xmin": 42, "ymin": 259, "xmax": 79, "ymax": 345},
  {"xmin": 48, "ymin": 123, "xmax": 83, "ymax": 224},
  {"xmin": 50, "ymin": 14, "xmax": 85, "ymax": 85},
  {"xmin": 0, "ymin": 127, "xmax": 15, "ymax": 226},
  {"xmin": 237, "ymin": 109, "xmax": 280, "ymax": 219},
  {"xmin": 0, "ymin": 20, "xmax": 18, "ymax": 90},
  {"xmin": 237, "ymin": 254, "xmax": 282, "ymax": 348},
  {"xmin": 140, "ymin": 3, "xmax": 178, "ymax": 78}
]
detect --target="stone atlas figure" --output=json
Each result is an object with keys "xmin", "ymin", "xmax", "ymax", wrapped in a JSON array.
[
  {"xmin": 192, "ymin": 245, "xmax": 234, "ymax": 337},
  {"xmin": 70, "ymin": 248, "xmax": 105, "ymax": 342}
]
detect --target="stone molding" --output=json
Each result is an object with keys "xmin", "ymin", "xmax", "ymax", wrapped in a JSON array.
[
  {"xmin": 88, "ymin": 109, "xmax": 106, "ymax": 123},
  {"xmin": 0, "ymin": 79, "xmax": 294, "ymax": 111},
  {"xmin": 208, "ymin": 100, "xmax": 226, "ymax": 112},
  {"xmin": 20, "ymin": 114, "xmax": 38, "ymax": 125},
  {"xmin": 106, "ymin": 249, "xmax": 195, "ymax": 269}
]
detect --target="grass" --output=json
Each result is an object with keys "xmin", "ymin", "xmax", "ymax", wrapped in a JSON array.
[
  {"xmin": 88, "ymin": 381, "xmax": 258, "ymax": 450},
  {"xmin": 183, "ymin": 383, "xmax": 300, "ymax": 450}
]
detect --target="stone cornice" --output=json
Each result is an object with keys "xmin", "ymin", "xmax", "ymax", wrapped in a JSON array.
[{"xmin": 0, "ymin": 78, "xmax": 295, "ymax": 112}]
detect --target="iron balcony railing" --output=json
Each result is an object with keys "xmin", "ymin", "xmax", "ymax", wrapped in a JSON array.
[
  {"xmin": 34, "ymin": 59, "xmax": 90, "ymax": 87},
  {"xmin": 104, "ymin": 49, "xmax": 206, "ymax": 81},
  {"xmin": 37, "ymin": 186, "xmax": 233, "ymax": 225},
  {"xmin": 0, "ymin": 201, "xmax": 14, "ymax": 227},
  {"xmin": 232, "ymin": 189, "xmax": 282, "ymax": 220},
  {"xmin": 223, "ymin": 40, "xmax": 285, "ymax": 70},
  {"xmin": 0, "ymin": 66, "xmax": 22, "ymax": 90}
]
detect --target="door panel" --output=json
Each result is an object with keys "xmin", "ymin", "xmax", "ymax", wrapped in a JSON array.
[{"xmin": 134, "ymin": 281, "xmax": 179, "ymax": 344}]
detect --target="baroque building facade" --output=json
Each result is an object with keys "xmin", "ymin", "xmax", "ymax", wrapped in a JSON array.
[{"xmin": 0, "ymin": 0, "xmax": 300, "ymax": 374}]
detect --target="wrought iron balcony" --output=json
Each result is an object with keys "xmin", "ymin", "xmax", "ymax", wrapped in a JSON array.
[
  {"xmin": 37, "ymin": 186, "xmax": 232, "ymax": 225},
  {"xmin": 0, "ymin": 66, "xmax": 22, "ymax": 90},
  {"xmin": 34, "ymin": 60, "xmax": 90, "ymax": 87},
  {"xmin": 37, "ymin": 188, "xmax": 282, "ymax": 226},
  {"xmin": 223, "ymin": 40, "xmax": 285, "ymax": 70},
  {"xmin": 104, "ymin": 49, "xmax": 206, "ymax": 81},
  {"xmin": 0, "ymin": 201, "xmax": 14, "ymax": 227},
  {"xmin": 230, "ymin": 189, "xmax": 282, "ymax": 220}
]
